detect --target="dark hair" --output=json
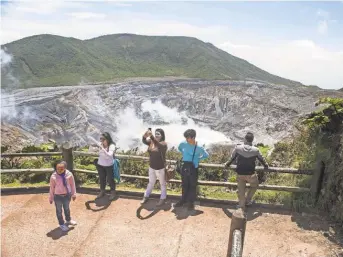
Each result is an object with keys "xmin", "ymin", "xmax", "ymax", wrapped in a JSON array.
[
  {"xmin": 184, "ymin": 129, "xmax": 196, "ymax": 139},
  {"xmin": 155, "ymin": 128, "xmax": 165, "ymax": 141},
  {"xmin": 53, "ymin": 160, "xmax": 67, "ymax": 170},
  {"xmin": 245, "ymin": 132, "xmax": 254, "ymax": 143},
  {"xmin": 102, "ymin": 132, "xmax": 115, "ymax": 146}
]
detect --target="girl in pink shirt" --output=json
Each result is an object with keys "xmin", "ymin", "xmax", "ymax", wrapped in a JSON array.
[{"xmin": 49, "ymin": 161, "xmax": 77, "ymax": 232}]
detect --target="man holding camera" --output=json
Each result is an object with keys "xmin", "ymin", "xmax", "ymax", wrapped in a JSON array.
[{"xmin": 225, "ymin": 132, "xmax": 269, "ymax": 210}]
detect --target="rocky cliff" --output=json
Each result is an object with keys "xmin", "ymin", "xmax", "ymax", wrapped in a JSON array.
[{"xmin": 1, "ymin": 79, "xmax": 341, "ymax": 150}]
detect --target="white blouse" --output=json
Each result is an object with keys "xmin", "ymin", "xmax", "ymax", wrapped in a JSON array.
[{"xmin": 98, "ymin": 144, "xmax": 116, "ymax": 167}]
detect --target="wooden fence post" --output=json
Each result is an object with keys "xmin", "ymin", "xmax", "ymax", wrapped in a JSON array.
[
  {"xmin": 310, "ymin": 161, "xmax": 325, "ymax": 203},
  {"xmin": 227, "ymin": 209, "xmax": 247, "ymax": 257},
  {"xmin": 61, "ymin": 144, "xmax": 79, "ymax": 186},
  {"xmin": 62, "ymin": 146, "xmax": 73, "ymax": 172}
]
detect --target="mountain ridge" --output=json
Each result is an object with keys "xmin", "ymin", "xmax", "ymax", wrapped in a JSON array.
[{"xmin": 1, "ymin": 33, "xmax": 302, "ymax": 88}]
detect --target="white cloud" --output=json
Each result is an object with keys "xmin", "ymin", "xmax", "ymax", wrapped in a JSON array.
[
  {"xmin": 111, "ymin": 3, "xmax": 133, "ymax": 7},
  {"xmin": 316, "ymin": 9, "xmax": 331, "ymax": 35},
  {"xmin": 68, "ymin": 12, "xmax": 106, "ymax": 19},
  {"xmin": 219, "ymin": 40, "xmax": 343, "ymax": 89},
  {"xmin": 317, "ymin": 20, "xmax": 328, "ymax": 34},
  {"xmin": 317, "ymin": 9, "xmax": 330, "ymax": 19},
  {"xmin": 1, "ymin": 2, "xmax": 342, "ymax": 89}
]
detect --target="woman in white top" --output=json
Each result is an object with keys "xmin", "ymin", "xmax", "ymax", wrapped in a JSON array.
[{"xmin": 94, "ymin": 132, "xmax": 116, "ymax": 200}]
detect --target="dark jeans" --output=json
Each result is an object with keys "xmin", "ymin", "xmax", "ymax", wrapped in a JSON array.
[
  {"xmin": 181, "ymin": 166, "xmax": 198, "ymax": 204},
  {"xmin": 54, "ymin": 194, "xmax": 71, "ymax": 225},
  {"xmin": 97, "ymin": 164, "xmax": 116, "ymax": 191}
]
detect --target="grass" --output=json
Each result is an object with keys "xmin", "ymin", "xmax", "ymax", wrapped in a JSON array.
[{"xmin": 0, "ymin": 179, "xmax": 303, "ymax": 208}]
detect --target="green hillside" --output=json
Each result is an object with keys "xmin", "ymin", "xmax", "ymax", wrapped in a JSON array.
[{"xmin": 1, "ymin": 33, "xmax": 302, "ymax": 88}]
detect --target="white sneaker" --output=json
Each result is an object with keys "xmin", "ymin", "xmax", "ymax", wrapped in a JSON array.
[
  {"xmin": 60, "ymin": 224, "xmax": 69, "ymax": 232},
  {"xmin": 66, "ymin": 220, "xmax": 77, "ymax": 226}
]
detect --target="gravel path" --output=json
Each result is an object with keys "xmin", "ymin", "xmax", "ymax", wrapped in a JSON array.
[{"xmin": 1, "ymin": 193, "xmax": 341, "ymax": 257}]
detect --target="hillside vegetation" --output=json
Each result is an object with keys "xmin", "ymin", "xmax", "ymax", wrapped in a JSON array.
[{"xmin": 1, "ymin": 34, "xmax": 301, "ymax": 88}]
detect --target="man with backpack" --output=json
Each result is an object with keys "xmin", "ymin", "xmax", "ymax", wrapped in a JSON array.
[{"xmin": 225, "ymin": 132, "xmax": 269, "ymax": 210}]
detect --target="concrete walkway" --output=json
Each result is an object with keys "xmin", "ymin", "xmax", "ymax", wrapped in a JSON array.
[{"xmin": 1, "ymin": 193, "xmax": 341, "ymax": 257}]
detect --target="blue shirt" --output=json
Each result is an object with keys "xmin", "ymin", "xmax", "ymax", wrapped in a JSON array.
[{"xmin": 178, "ymin": 141, "xmax": 209, "ymax": 168}]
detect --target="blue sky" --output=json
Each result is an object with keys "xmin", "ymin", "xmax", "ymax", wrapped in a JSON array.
[{"xmin": 1, "ymin": 1, "xmax": 343, "ymax": 89}]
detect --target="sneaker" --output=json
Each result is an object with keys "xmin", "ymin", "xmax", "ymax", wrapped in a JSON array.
[
  {"xmin": 109, "ymin": 191, "xmax": 116, "ymax": 201},
  {"xmin": 96, "ymin": 191, "xmax": 105, "ymax": 199},
  {"xmin": 66, "ymin": 220, "xmax": 77, "ymax": 226},
  {"xmin": 140, "ymin": 197, "xmax": 149, "ymax": 204},
  {"xmin": 174, "ymin": 200, "xmax": 185, "ymax": 207},
  {"xmin": 156, "ymin": 199, "xmax": 166, "ymax": 207},
  {"xmin": 60, "ymin": 224, "xmax": 69, "ymax": 232}
]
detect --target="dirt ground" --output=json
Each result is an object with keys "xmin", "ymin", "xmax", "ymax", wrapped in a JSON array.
[{"xmin": 1, "ymin": 193, "xmax": 342, "ymax": 257}]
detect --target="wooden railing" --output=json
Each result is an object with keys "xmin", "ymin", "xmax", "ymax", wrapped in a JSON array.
[
  {"xmin": 1, "ymin": 148, "xmax": 325, "ymax": 257},
  {"xmin": 0, "ymin": 149, "xmax": 318, "ymax": 193}
]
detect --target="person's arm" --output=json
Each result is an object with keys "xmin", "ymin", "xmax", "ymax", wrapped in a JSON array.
[
  {"xmin": 68, "ymin": 172, "xmax": 77, "ymax": 200},
  {"xmin": 150, "ymin": 135, "xmax": 166, "ymax": 149},
  {"xmin": 142, "ymin": 136, "xmax": 150, "ymax": 146},
  {"xmin": 100, "ymin": 144, "xmax": 115, "ymax": 158},
  {"xmin": 49, "ymin": 175, "xmax": 55, "ymax": 204},
  {"xmin": 178, "ymin": 142, "xmax": 184, "ymax": 152},
  {"xmin": 199, "ymin": 147, "xmax": 209, "ymax": 160},
  {"xmin": 225, "ymin": 147, "xmax": 238, "ymax": 168},
  {"xmin": 257, "ymin": 150, "xmax": 269, "ymax": 169}
]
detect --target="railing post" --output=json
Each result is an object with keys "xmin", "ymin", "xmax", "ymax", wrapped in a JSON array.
[
  {"xmin": 61, "ymin": 144, "xmax": 79, "ymax": 186},
  {"xmin": 227, "ymin": 209, "xmax": 246, "ymax": 257},
  {"xmin": 310, "ymin": 161, "xmax": 325, "ymax": 203},
  {"xmin": 62, "ymin": 145, "xmax": 73, "ymax": 172}
]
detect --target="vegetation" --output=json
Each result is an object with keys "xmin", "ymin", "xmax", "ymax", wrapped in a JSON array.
[
  {"xmin": 1, "ymin": 141, "xmax": 308, "ymax": 208},
  {"xmin": 3, "ymin": 98, "xmax": 342, "ymax": 214},
  {"xmin": 267, "ymin": 97, "xmax": 343, "ymax": 223},
  {"xmin": 303, "ymin": 97, "xmax": 343, "ymax": 133},
  {"xmin": 1, "ymin": 34, "xmax": 301, "ymax": 88}
]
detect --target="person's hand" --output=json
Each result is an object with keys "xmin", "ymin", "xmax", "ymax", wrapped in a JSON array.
[
  {"xmin": 49, "ymin": 200, "xmax": 53, "ymax": 204},
  {"xmin": 72, "ymin": 195, "xmax": 76, "ymax": 201},
  {"xmin": 147, "ymin": 130, "xmax": 153, "ymax": 137}
]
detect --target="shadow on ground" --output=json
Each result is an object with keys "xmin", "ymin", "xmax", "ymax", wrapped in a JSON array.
[
  {"xmin": 291, "ymin": 212, "xmax": 343, "ymax": 249},
  {"xmin": 85, "ymin": 195, "xmax": 117, "ymax": 212},
  {"xmin": 222, "ymin": 207, "xmax": 263, "ymax": 222},
  {"xmin": 171, "ymin": 204, "xmax": 204, "ymax": 220},
  {"xmin": 136, "ymin": 199, "xmax": 172, "ymax": 220},
  {"xmin": 46, "ymin": 227, "xmax": 75, "ymax": 240}
]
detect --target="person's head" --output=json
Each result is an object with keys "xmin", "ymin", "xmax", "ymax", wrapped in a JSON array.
[
  {"xmin": 100, "ymin": 132, "xmax": 114, "ymax": 147},
  {"xmin": 55, "ymin": 160, "xmax": 67, "ymax": 174},
  {"xmin": 244, "ymin": 132, "xmax": 254, "ymax": 144},
  {"xmin": 184, "ymin": 129, "xmax": 196, "ymax": 144},
  {"xmin": 154, "ymin": 128, "xmax": 165, "ymax": 142}
]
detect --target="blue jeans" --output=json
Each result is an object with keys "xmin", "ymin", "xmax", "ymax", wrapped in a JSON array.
[{"xmin": 54, "ymin": 194, "xmax": 71, "ymax": 225}]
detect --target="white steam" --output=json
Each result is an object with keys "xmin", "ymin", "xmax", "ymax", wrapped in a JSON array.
[
  {"xmin": 1, "ymin": 49, "xmax": 12, "ymax": 66},
  {"xmin": 114, "ymin": 100, "xmax": 231, "ymax": 151},
  {"xmin": 1, "ymin": 93, "xmax": 18, "ymax": 119}
]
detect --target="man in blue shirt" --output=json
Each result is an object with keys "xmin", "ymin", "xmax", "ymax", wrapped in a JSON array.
[{"xmin": 174, "ymin": 129, "xmax": 209, "ymax": 210}]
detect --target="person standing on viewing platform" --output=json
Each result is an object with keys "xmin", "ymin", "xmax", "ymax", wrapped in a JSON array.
[
  {"xmin": 141, "ymin": 128, "xmax": 168, "ymax": 207},
  {"xmin": 224, "ymin": 132, "xmax": 269, "ymax": 210},
  {"xmin": 91, "ymin": 132, "xmax": 117, "ymax": 201},
  {"xmin": 49, "ymin": 160, "xmax": 77, "ymax": 232},
  {"xmin": 175, "ymin": 129, "xmax": 209, "ymax": 210}
]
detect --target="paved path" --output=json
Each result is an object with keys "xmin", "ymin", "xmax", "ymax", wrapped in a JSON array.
[{"xmin": 1, "ymin": 193, "xmax": 341, "ymax": 257}]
